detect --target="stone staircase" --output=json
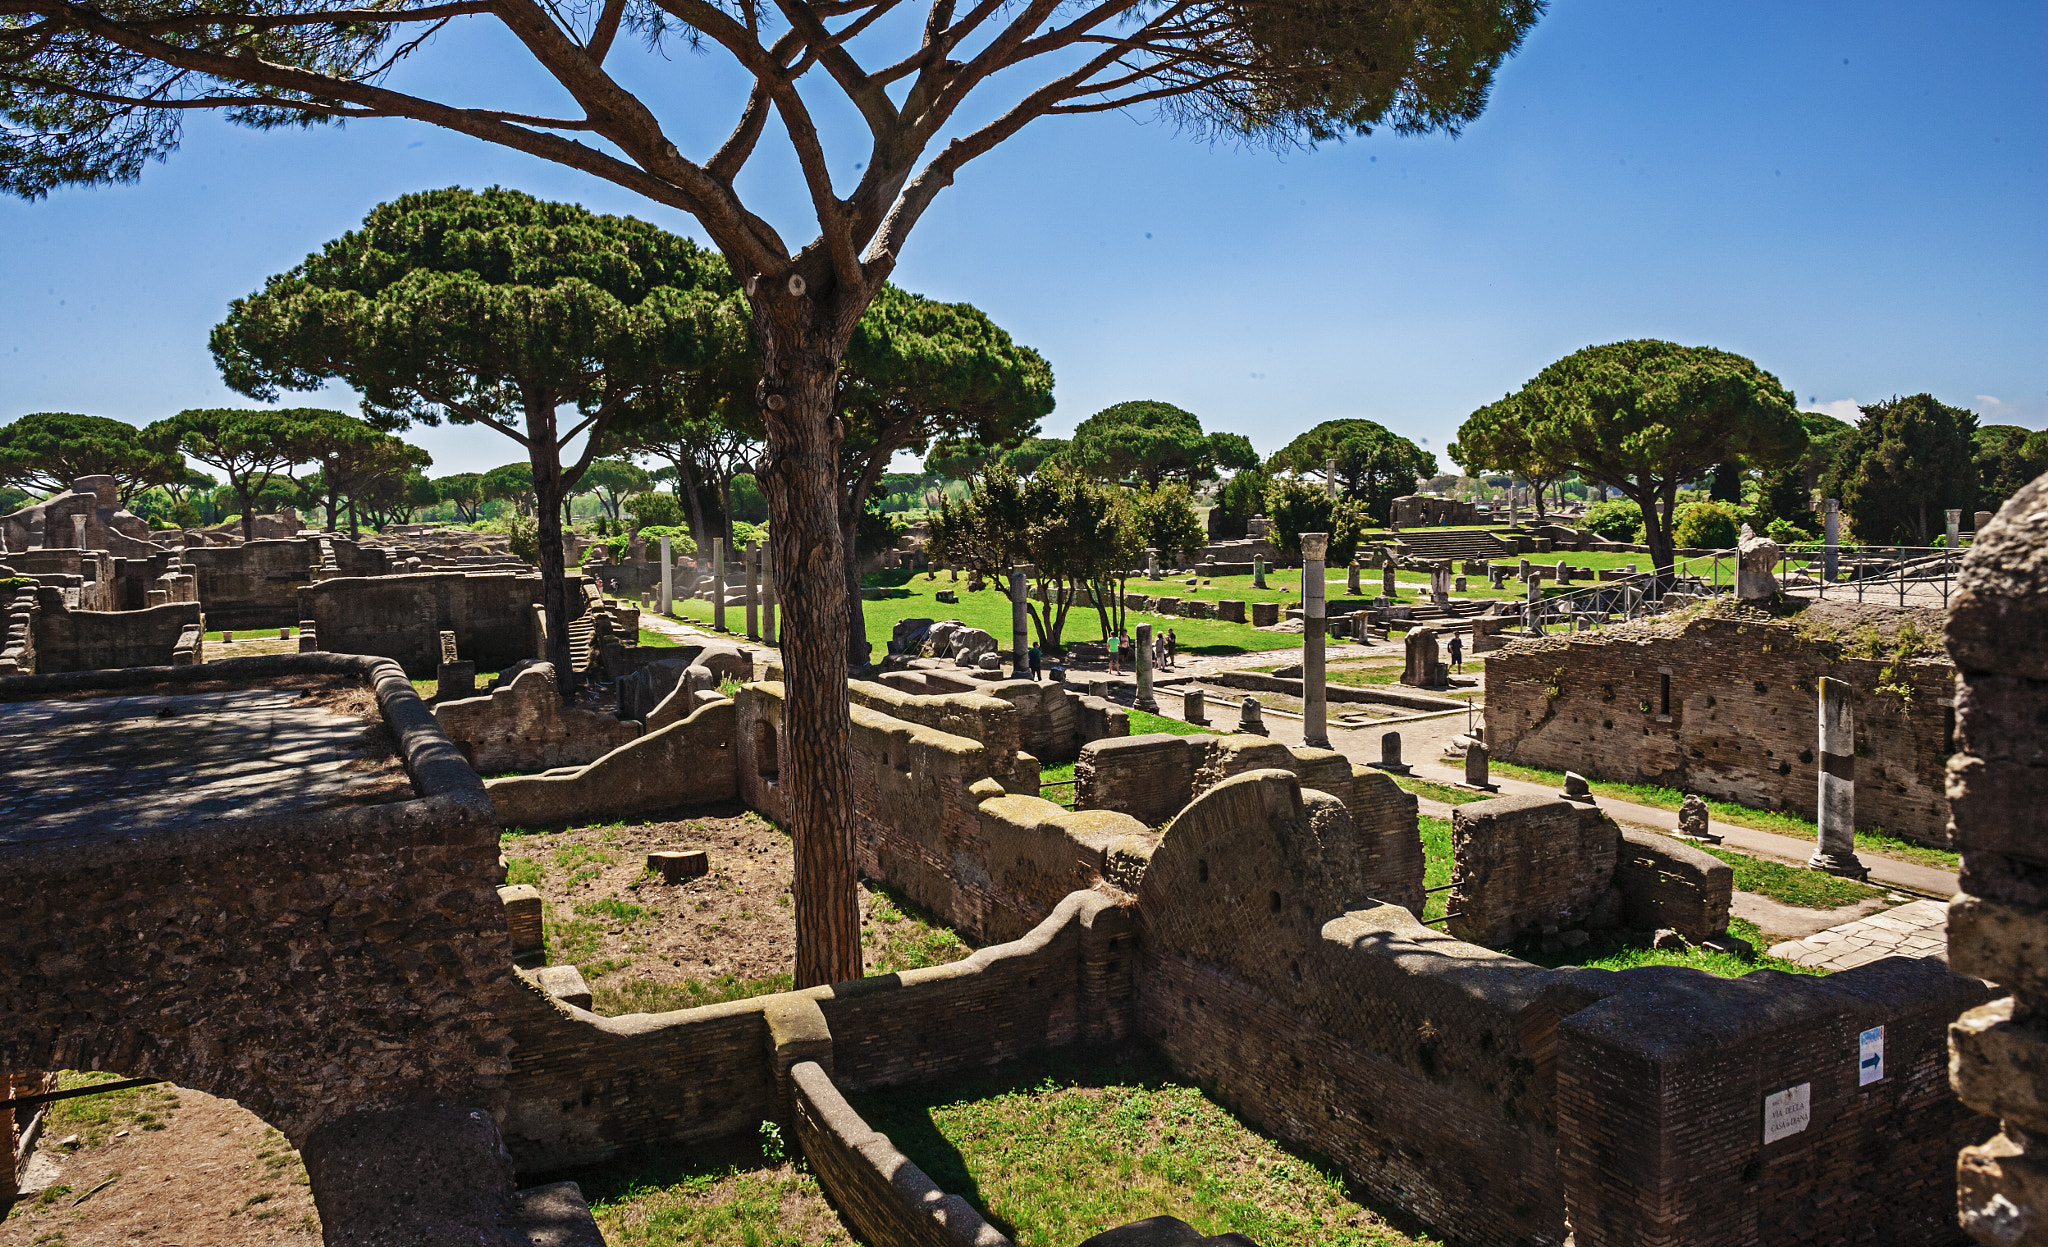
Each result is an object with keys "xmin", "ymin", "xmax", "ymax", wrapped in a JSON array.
[{"xmin": 1387, "ymin": 528, "xmax": 1514, "ymax": 562}]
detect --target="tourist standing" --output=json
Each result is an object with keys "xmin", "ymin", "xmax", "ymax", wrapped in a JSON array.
[
  {"xmin": 1027, "ymin": 644, "xmax": 1042, "ymax": 681},
  {"xmin": 1107, "ymin": 630, "xmax": 1121, "ymax": 674},
  {"xmin": 1165, "ymin": 629, "xmax": 1178, "ymax": 669},
  {"xmin": 1449, "ymin": 632, "xmax": 1464, "ymax": 673}
]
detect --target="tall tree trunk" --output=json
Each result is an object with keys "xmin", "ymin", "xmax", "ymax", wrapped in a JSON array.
[
  {"xmin": 674, "ymin": 455, "xmax": 710, "ymax": 556},
  {"xmin": 523, "ymin": 393, "xmax": 577, "ymax": 691},
  {"xmin": 236, "ymin": 480, "xmax": 255, "ymax": 543},
  {"xmin": 753, "ymin": 310, "xmax": 860, "ymax": 990},
  {"xmin": 347, "ymin": 499, "xmax": 360, "ymax": 540}
]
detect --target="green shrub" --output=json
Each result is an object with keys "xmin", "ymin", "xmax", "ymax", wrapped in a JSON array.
[
  {"xmin": 624, "ymin": 491, "xmax": 685, "ymax": 529},
  {"xmin": 1580, "ymin": 498, "xmax": 1646, "ymax": 542},
  {"xmin": 1765, "ymin": 516, "xmax": 1814, "ymax": 544},
  {"xmin": 1673, "ymin": 499, "xmax": 1742, "ymax": 550},
  {"xmin": 508, "ymin": 514, "xmax": 539, "ymax": 563},
  {"xmin": 1262, "ymin": 475, "xmax": 1371, "ymax": 561}
]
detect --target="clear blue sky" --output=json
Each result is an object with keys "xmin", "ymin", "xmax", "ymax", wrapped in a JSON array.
[{"xmin": 2, "ymin": 1, "xmax": 2042, "ymax": 478}]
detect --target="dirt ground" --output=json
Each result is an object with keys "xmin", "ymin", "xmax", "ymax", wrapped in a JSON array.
[
  {"xmin": 2, "ymin": 1084, "xmax": 319, "ymax": 1246},
  {"xmin": 504, "ymin": 804, "xmax": 975, "ymax": 1013}
]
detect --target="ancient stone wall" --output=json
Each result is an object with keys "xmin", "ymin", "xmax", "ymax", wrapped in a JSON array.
[
  {"xmin": 498, "ymin": 892, "xmax": 1134, "ymax": 1171},
  {"xmin": 1613, "ymin": 827, "xmax": 1732, "ymax": 943},
  {"xmin": 1075, "ymin": 732, "xmax": 1426, "ymax": 916},
  {"xmin": 1560, "ymin": 958, "xmax": 1990, "ymax": 1246},
  {"xmin": 1484, "ymin": 602, "xmax": 1955, "ymax": 845},
  {"xmin": 1137, "ymin": 770, "xmax": 1612, "ymax": 1247},
  {"xmin": 182, "ymin": 538, "xmax": 323, "ymax": 630},
  {"xmin": 1942, "ymin": 469, "xmax": 2048, "ymax": 1243},
  {"xmin": 436, "ymin": 662, "xmax": 642, "ymax": 773},
  {"xmin": 300, "ymin": 570, "xmax": 544, "ymax": 675},
  {"xmin": 484, "ymin": 699, "xmax": 737, "ymax": 827},
  {"xmin": 28, "ymin": 591, "xmax": 200, "ymax": 672},
  {"xmin": 1448, "ymin": 795, "xmax": 1620, "ymax": 947}
]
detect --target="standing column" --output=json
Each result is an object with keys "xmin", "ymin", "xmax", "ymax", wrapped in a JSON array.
[
  {"xmin": 1134, "ymin": 622, "xmax": 1158, "ymax": 712},
  {"xmin": 1326, "ymin": 456, "xmax": 1337, "ymax": 497},
  {"xmin": 1946, "ymin": 508, "xmax": 1962, "ymax": 551},
  {"xmin": 1527, "ymin": 577, "xmax": 1543, "ymax": 636},
  {"xmin": 762, "ymin": 543, "xmax": 778, "ymax": 646},
  {"xmin": 1823, "ymin": 498, "xmax": 1840, "ymax": 583},
  {"xmin": 1810, "ymin": 676, "xmax": 1867, "ymax": 878},
  {"xmin": 744, "ymin": 541, "xmax": 760, "ymax": 640},
  {"xmin": 658, "ymin": 534, "xmax": 674, "ymax": 615},
  {"xmin": 1253, "ymin": 556, "xmax": 1267, "ymax": 589},
  {"xmin": 1301, "ymin": 532, "xmax": 1330, "ymax": 749},
  {"xmin": 712, "ymin": 537, "xmax": 727, "ymax": 632},
  {"xmin": 1010, "ymin": 565, "xmax": 1031, "ymax": 675}
]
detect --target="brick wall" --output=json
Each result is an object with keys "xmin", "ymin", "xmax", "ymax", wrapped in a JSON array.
[
  {"xmin": 485, "ymin": 698, "xmax": 737, "ymax": 827},
  {"xmin": 1484, "ymin": 602, "xmax": 1954, "ymax": 845},
  {"xmin": 183, "ymin": 538, "xmax": 322, "ymax": 630},
  {"xmin": 1560, "ymin": 958, "xmax": 1990, "ymax": 1246},
  {"xmin": 1448, "ymin": 795, "xmax": 1620, "ymax": 947},
  {"xmin": 1614, "ymin": 828, "xmax": 1732, "ymax": 942},
  {"xmin": 1137, "ymin": 770, "xmax": 1612, "ymax": 1247},
  {"xmin": 30, "ymin": 591, "xmax": 200, "ymax": 672},
  {"xmin": 299, "ymin": 570, "xmax": 544, "ymax": 675}
]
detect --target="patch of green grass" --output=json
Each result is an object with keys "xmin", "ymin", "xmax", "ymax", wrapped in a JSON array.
[
  {"xmin": 1128, "ymin": 707, "xmax": 1213, "ymax": 737},
  {"xmin": 1420, "ymin": 816, "xmax": 1452, "ymax": 923},
  {"xmin": 591, "ymin": 973, "xmax": 797, "ymax": 1016},
  {"xmin": 576, "ymin": 896, "xmax": 656, "ymax": 924},
  {"xmin": 865, "ymin": 884, "xmax": 975, "ymax": 975},
  {"xmin": 637, "ymin": 627, "xmax": 683, "ymax": 648},
  {"xmin": 554, "ymin": 844, "xmax": 617, "ymax": 870},
  {"xmin": 1393, "ymin": 775, "xmax": 1490, "ymax": 806},
  {"xmin": 42, "ymin": 1073, "xmax": 181, "ymax": 1148},
  {"xmin": 544, "ymin": 909, "xmax": 606, "ymax": 964},
  {"xmin": 851, "ymin": 1048, "xmax": 1441, "ymax": 1247},
  {"xmin": 568, "ymin": 1140, "xmax": 850, "ymax": 1246},
  {"xmin": 1516, "ymin": 917, "xmax": 1826, "ymax": 978},
  {"xmin": 504, "ymin": 857, "xmax": 544, "ymax": 886},
  {"xmin": 1484, "ymin": 760, "xmax": 1958, "ymax": 869},
  {"xmin": 1698, "ymin": 845, "xmax": 1888, "ymax": 910}
]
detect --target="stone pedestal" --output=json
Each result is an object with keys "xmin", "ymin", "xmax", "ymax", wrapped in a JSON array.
[
  {"xmin": 1301, "ymin": 532, "xmax": 1330, "ymax": 748},
  {"xmin": 1463, "ymin": 742, "xmax": 1494, "ymax": 790},
  {"xmin": 1010, "ymin": 566, "xmax": 1031, "ymax": 674},
  {"xmin": 1184, "ymin": 688, "xmax": 1206, "ymax": 726},
  {"xmin": 1236, "ymin": 696, "xmax": 1266, "ymax": 736},
  {"xmin": 1370, "ymin": 731, "xmax": 1408, "ymax": 774},
  {"xmin": 659, "ymin": 535, "xmax": 673, "ymax": 615},
  {"xmin": 1347, "ymin": 560, "xmax": 1362, "ymax": 594},
  {"xmin": 1382, "ymin": 565, "xmax": 1397, "ymax": 599}
]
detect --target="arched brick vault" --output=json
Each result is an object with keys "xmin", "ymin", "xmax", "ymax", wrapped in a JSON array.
[{"xmin": 0, "ymin": 655, "xmax": 515, "ymax": 1145}]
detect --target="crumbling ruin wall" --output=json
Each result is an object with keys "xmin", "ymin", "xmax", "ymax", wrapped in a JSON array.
[
  {"xmin": 1448, "ymin": 795, "xmax": 1621, "ymax": 947},
  {"xmin": 736, "ymin": 681, "xmax": 1145, "ymax": 945},
  {"xmin": 1484, "ymin": 603, "xmax": 1955, "ymax": 845},
  {"xmin": 484, "ymin": 698, "xmax": 737, "ymax": 827},
  {"xmin": 0, "ymin": 655, "xmax": 555, "ymax": 1240},
  {"xmin": 1076, "ymin": 732, "xmax": 1425, "ymax": 916},
  {"xmin": 1561, "ymin": 958, "xmax": 1990, "ymax": 1246},
  {"xmin": 300, "ymin": 570, "xmax": 544, "ymax": 676},
  {"xmin": 498, "ymin": 891, "xmax": 1135, "ymax": 1172},
  {"xmin": 182, "ymin": 538, "xmax": 322, "ymax": 630},
  {"xmin": 1942, "ymin": 468, "xmax": 2048, "ymax": 1244},
  {"xmin": 436, "ymin": 662, "xmax": 642, "ymax": 773},
  {"xmin": 28, "ymin": 590, "xmax": 200, "ymax": 673},
  {"xmin": 1136, "ymin": 769, "xmax": 1612, "ymax": 1247}
]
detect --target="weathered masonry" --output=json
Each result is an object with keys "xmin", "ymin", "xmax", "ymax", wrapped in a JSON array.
[{"xmin": 1484, "ymin": 599, "xmax": 1954, "ymax": 846}]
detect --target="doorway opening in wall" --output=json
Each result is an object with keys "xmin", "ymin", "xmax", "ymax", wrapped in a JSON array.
[{"xmin": 1660, "ymin": 674, "xmax": 1672, "ymax": 717}]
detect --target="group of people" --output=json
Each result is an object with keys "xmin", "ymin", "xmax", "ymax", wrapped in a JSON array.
[{"xmin": 1105, "ymin": 627, "xmax": 1177, "ymax": 675}]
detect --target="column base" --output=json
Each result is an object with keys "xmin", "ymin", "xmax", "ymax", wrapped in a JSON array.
[
  {"xmin": 1136, "ymin": 697, "xmax": 1159, "ymax": 713},
  {"xmin": 1808, "ymin": 851, "xmax": 1869, "ymax": 881},
  {"xmin": 1302, "ymin": 735, "xmax": 1332, "ymax": 750}
]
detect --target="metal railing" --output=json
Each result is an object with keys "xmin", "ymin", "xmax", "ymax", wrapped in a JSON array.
[{"xmin": 1509, "ymin": 540, "xmax": 1973, "ymax": 637}]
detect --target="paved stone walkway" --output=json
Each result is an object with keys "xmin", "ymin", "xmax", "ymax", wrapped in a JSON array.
[{"xmin": 1766, "ymin": 899, "xmax": 1950, "ymax": 970}]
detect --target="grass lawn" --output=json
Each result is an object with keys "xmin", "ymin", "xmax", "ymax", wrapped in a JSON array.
[
  {"xmin": 568, "ymin": 1137, "xmax": 851, "ymax": 1246},
  {"xmin": 663, "ymin": 570, "xmax": 1302, "ymax": 657},
  {"xmin": 1485, "ymin": 759, "xmax": 1959, "ymax": 870},
  {"xmin": 850, "ymin": 1048, "xmax": 1442, "ymax": 1247},
  {"xmin": 1420, "ymin": 815, "xmax": 1451, "ymax": 922},
  {"xmin": 1698, "ymin": 845, "xmax": 1889, "ymax": 910},
  {"xmin": 1556, "ymin": 916, "xmax": 1827, "ymax": 978},
  {"xmin": 1395, "ymin": 775, "xmax": 1492, "ymax": 806}
]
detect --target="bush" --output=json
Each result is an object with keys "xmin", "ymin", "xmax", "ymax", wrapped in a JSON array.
[
  {"xmin": 508, "ymin": 514, "xmax": 540, "ymax": 564},
  {"xmin": 624, "ymin": 491, "xmax": 685, "ymax": 530},
  {"xmin": 1263, "ymin": 476, "xmax": 1371, "ymax": 562},
  {"xmin": 1580, "ymin": 498, "xmax": 1646, "ymax": 542},
  {"xmin": 731, "ymin": 520, "xmax": 769, "ymax": 551},
  {"xmin": 1673, "ymin": 500, "xmax": 1742, "ymax": 551},
  {"xmin": 590, "ymin": 524, "xmax": 696, "ymax": 561},
  {"xmin": 1765, "ymin": 516, "xmax": 1814, "ymax": 544}
]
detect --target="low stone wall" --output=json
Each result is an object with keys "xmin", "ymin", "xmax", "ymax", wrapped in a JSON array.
[
  {"xmin": 1559, "ymin": 957, "xmax": 1991, "ymax": 1246},
  {"xmin": 1448, "ymin": 795, "xmax": 1620, "ymax": 947},
  {"xmin": 29, "ymin": 590, "xmax": 200, "ymax": 673},
  {"xmin": 485, "ymin": 699, "xmax": 737, "ymax": 827},
  {"xmin": 790, "ymin": 1061, "xmax": 1011, "ymax": 1247},
  {"xmin": 1613, "ymin": 827, "xmax": 1732, "ymax": 942},
  {"xmin": 184, "ymin": 538, "xmax": 324, "ymax": 630},
  {"xmin": 299, "ymin": 570, "xmax": 543, "ymax": 676},
  {"xmin": 498, "ymin": 891, "xmax": 1133, "ymax": 1171},
  {"xmin": 436, "ymin": 663, "xmax": 643, "ymax": 773},
  {"xmin": 1202, "ymin": 668, "xmax": 1466, "ymax": 712}
]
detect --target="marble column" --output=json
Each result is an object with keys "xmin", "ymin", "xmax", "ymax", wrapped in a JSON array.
[
  {"xmin": 1810, "ymin": 676, "xmax": 1867, "ymax": 878},
  {"xmin": 1135, "ymin": 622, "xmax": 1158, "ymax": 712},
  {"xmin": 744, "ymin": 541, "xmax": 760, "ymax": 639},
  {"xmin": 711, "ymin": 537, "xmax": 726, "ymax": 632},
  {"xmin": 658, "ymin": 534, "xmax": 673, "ymax": 615},
  {"xmin": 762, "ymin": 543, "xmax": 778, "ymax": 646},
  {"xmin": 1823, "ymin": 498, "xmax": 1840, "ymax": 582},
  {"xmin": 1301, "ymin": 532, "xmax": 1330, "ymax": 749},
  {"xmin": 1011, "ymin": 565, "xmax": 1031, "ymax": 675}
]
